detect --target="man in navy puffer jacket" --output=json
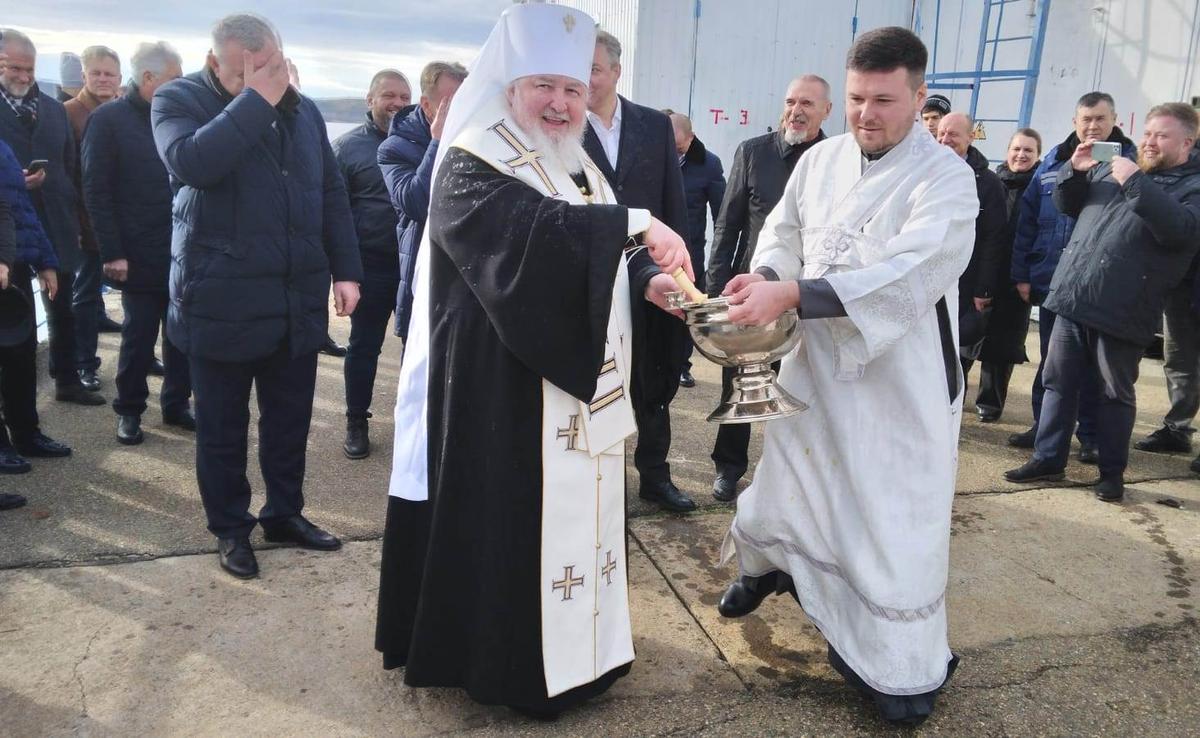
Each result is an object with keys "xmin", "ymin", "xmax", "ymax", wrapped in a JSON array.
[
  {"xmin": 1007, "ymin": 91, "xmax": 1135, "ymax": 460},
  {"xmin": 151, "ymin": 14, "xmax": 362, "ymax": 580},
  {"xmin": 377, "ymin": 61, "xmax": 465, "ymax": 343},
  {"xmin": 83, "ymin": 42, "xmax": 193, "ymax": 447}
]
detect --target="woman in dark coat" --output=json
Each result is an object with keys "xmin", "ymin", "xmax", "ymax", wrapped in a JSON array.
[{"xmin": 976, "ymin": 128, "xmax": 1042, "ymax": 422}]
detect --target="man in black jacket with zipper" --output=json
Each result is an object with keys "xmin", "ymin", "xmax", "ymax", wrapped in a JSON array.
[
  {"xmin": 1005, "ymin": 103, "xmax": 1200, "ymax": 502},
  {"xmin": 332, "ymin": 69, "xmax": 408, "ymax": 459},
  {"xmin": 705, "ymin": 75, "xmax": 831, "ymax": 502},
  {"xmin": 83, "ymin": 41, "xmax": 192, "ymax": 446}
]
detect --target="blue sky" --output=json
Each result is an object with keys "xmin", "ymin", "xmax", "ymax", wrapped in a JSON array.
[{"xmin": 9, "ymin": 0, "xmax": 514, "ymax": 97}]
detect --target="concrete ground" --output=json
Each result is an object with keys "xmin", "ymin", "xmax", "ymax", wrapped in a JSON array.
[{"xmin": 1, "ymin": 294, "xmax": 1198, "ymax": 736}]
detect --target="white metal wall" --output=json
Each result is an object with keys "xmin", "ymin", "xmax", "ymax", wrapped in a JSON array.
[
  {"xmin": 914, "ymin": 0, "xmax": 1200, "ymax": 161},
  {"xmin": 561, "ymin": 0, "xmax": 912, "ymax": 168}
]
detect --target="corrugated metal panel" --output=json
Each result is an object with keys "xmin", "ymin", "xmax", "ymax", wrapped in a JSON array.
[
  {"xmin": 563, "ymin": 0, "xmax": 911, "ymax": 169},
  {"xmin": 915, "ymin": 0, "xmax": 1200, "ymax": 161},
  {"xmin": 562, "ymin": 0, "xmax": 642, "ymax": 99}
]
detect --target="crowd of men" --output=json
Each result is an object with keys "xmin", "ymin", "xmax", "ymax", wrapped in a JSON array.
[{"xmin": 1, "ymin": 6, "xmax": 1200, "ymax": 727}]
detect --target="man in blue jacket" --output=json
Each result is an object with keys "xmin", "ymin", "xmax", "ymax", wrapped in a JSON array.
[
  {"xmin": 152, "ymin": 14, "xmax": 363, "ymax": 579},
  {"xmin": 0, "ymin": 30, "xmax": 105, "ymax": 408},
  {"xmin": 1008, "ymin": 91, "xmax": 1134, "ymax": 461},
  {"xmin": 333, "ymin": 69, "xmax": 411, "ymax": 459},
  {"xmin": 83, "ymin": 41, "xmax": 193, "ymax": 447},
  {"xmin": 1006, "ymin": 103, "xmax": 1200, "ymax": 502},
  {"xmin": 667, "ymin": 110, "xmax": 725, "ymax": 388},
  {"xmin": 378, "ymin": 60, "xmax": 466, "ymax": 345}
]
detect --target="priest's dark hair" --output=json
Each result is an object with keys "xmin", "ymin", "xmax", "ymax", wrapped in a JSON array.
[{"xmin": 845, "ymin": 26, "xmax": 928, "ymax": 90}]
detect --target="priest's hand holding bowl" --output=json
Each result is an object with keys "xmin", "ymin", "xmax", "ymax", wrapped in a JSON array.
[
  {"xmin": 641, "ymin": 216, "xmax": 692, "ymax": 319},
  {"xmin": 724, "ymin": 272, "xmax": 800, "ymax": 326}
]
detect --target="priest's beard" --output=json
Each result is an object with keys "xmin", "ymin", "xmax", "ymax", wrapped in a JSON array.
[
  {"xmin": 509, "ymin": 105, "xmax": 587, "ymax": 175},
  {"xmin": 783, "ymin": 124, "xmax": 810, "ymax": 146}
]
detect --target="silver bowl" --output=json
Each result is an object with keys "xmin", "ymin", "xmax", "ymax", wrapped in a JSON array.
[{"xmin": 667, "ymin": 293, "xmax": 808, "ymax": 424}]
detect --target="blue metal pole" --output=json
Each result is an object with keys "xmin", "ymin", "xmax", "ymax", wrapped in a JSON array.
[
  {"xmin": 969, "ymin": 0, "xmax": 994, "ymax": 119},
  {"xmin": 1017, "ymin": 0, "xmax": 1052, "ymax": 127}
]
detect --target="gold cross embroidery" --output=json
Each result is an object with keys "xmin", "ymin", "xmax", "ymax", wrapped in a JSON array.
[
  {"xmin": 556, "ymin": 414, "xmax": 581, "ymax": 451},
  {"xmin": 601, "ymin": 550, "xmax": 618, "ymax": 585},
  {"xmin": 489, "ymin": 121, "xmax": 560, "ymax": 196},
  {"xmin": 552, "ymin": 565, "xmax": 585, "ymax": 601}
]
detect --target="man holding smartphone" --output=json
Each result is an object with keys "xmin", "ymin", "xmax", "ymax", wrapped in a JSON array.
[
  {"xmin": 1005, "ymin": 103, "xmax": 1200, "ymax": 502},
  {"xmin": 0, "ymin": 30, "xmax": 105, "ymax": 408}
]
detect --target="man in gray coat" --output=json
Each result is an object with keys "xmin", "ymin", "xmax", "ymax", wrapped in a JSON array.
[{"xmin": 1005, "ymin": 103, "xmax": 1200, "ymax": 501}]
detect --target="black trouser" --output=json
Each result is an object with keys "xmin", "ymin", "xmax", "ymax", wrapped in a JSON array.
[
  {"xmin": 1, "ymin": 264, "xmax": 42, "ymax": 444},
  {"xmin": 42, "ymin": 267, "xmax": 81, "ymax": 389},
  {"xmin": 73, "ymin": 249, "xmax": 103, "ymax": 371},
  {"xmin": 634, "ymin": 400, "xmax": 673, "ymax": 485},
  {"xmin": 113, "ymin": 291, "xmax": 190, "ymax": 418},
  {"xmin": 975, "ymin": 362, "xmax": 1014, "ymax": 414},
  {"xmin": 1033, "ymin": 317, "xmax": 1143, "ymax": 477},
  {"xmin": 709, "ymin": 361, "xmax": 781, "ymax": 479},
  {"xmin": 1032, "ymin": 307, "xmax": 1098, "ymax": 444},
  {"xmin": 344, "ymin": 261, "xmax": 399, "ymax": 418},
  {"xmin": 190, "ymin": 345, "xmax": 318, "ymax": 539}
]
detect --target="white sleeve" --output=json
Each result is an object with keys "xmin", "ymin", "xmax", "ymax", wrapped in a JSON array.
[
  {"xmin": 749, "ymin": 160, "xmax": 805, "ymax": 281},
  {"xmin": 626, "ymin": 208, "xmax": 651, "ymax": 237}
]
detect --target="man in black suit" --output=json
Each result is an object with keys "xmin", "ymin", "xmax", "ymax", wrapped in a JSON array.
[
  {"xmin": 584, "ymin": 30, "xmax": 695, "ymax": 513},
  {"xmin": 705, "ymin": 75, "xmax": 831, "ymax": 503}
]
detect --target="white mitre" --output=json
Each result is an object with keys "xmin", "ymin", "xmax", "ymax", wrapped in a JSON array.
[{"xmin": 434, "ymin": 1, "xmax": 597, "ymax": 173}]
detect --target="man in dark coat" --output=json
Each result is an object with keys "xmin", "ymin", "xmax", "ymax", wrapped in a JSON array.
[
  {"xmin": 704, "ymin": 75, "xmax": 830, "ymax": 502},
  {"xmin": 378, "ymin": 60, "xmax": 466, "ymax": 345},
  {"xmin": 1007, "ymin": 92, "xmax": 1135, "ymax": 459},
  {"xmin": 935, "ymin": 113, "xmax": 1008, "ymax": 378},
  {"xmin": 332, "ymin": 68, "xmax": 410, "ymax": 459},
  {"xmin": 0, "ymin": 29, "xmax": 104, "ymax": 408},
  {"xmin": 0, "ymin": 136, "xmax": 69, "ymax": 484},
  {"xmin": 667, "ymin": 110, "xmax": 725, "ymax": 387},
  {"xmin": 152, "ymin": 14, "xmax": 363, "ymax": 579},
  {"xmin": 83, "ymin": 42, "xmax": 192, "ymax": 447},
  {"xmin": 1006, "ymin": 103, "xmax": 1200, "ymax": 502},
  {"xmin": 65, "ymin": 45, "xmax": 125, "ymax": 390},
  {"xmin": 584, "ymin": 30, "xmax": 695, "ymax": 512}
]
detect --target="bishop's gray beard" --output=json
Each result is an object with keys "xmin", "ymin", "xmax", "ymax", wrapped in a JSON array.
[{"xmin": 509, "ymin": 107, "xmax": 587, "ymax": 176}]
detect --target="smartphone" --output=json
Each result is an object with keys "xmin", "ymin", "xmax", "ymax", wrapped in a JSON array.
[
  {"xmin": 26, "ymin": 159, "xmax": 48, "ymax": 174},
  {"xmin": 1091, "ymin": 142, "xmax": 1120, "ymax": 163}
]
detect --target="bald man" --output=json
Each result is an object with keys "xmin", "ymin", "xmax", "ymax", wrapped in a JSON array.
[
  {"xmin": 936, "ymin": 113, "xmax": 1007, "ymax": 378},
  {"xmin": 668, "ymin": 111, "xmax": 725, "ymax": 387}
]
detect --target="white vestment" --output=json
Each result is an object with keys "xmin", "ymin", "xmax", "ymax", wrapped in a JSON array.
[{"xmin": 726, "ymin": 122, "xmax": 978, "ymax": 695}]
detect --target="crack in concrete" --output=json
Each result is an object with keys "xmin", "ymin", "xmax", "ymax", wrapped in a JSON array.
[
  {"xmin": 628, "ymin": 529, "xmax": 751, "ymax": 693},
  {"xmin": 71, "ymin": 620, "xmax": 109, "ymax": 719},
  {"xmin": 954, "ymin": 660, "xmax": 1092, "ymax": 692}
]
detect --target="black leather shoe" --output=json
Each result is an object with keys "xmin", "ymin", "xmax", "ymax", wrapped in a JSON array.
[
  {"xmin": 1135, "ymin": 426, "xmax": 1192, "ymax": 454},
  {"xmin": 343, "ymin": 414, "xmax": 370, "ymax": 459},
  {"xmin": 163, "ymin": 408, "xmax": 196, "ymax": 431},
  {"xmin": 14, "ymin": 433, "xmax": 72, "ymax": 458},
  {"xmin": 712, "ymin": 473, "xmax": 739, "ymax": 502},
  {"xmin": 0, "ymin": 493, "xmax": 27, "ymax": 510},
  {"xmin": 638, "ymin": 480, "xmax": 697, "ymax": 513},
  {"xmin": 1007, "ymin": 427, "xmax": 1037, "ymax": 448},
  {"xmin": 977, "ymin": 408, "xmax": 1001, "ymax": 423},
  {"xmin": 1078, "ymin": 444, "xmax": 1098, "ymax": 465},
  {"xmin": 55, "ymin": 384, "xmax": 106, "ymax": 406},
  {"xmin": 0, "ymin": 446, "xmax": 31, "ymax": 474},
  {"xmin": 116, "ymin": 415, "xmax": 144, "ymax": 445},
  {"xmin": 679, "ymin": 371, "xmax": 696, "ymax": 388},
  {"xmin": 1095, "ymin": 475, "xmax": 1125, "ymax": 502},
  {"xmin": 218, "ymin": 537, "xmax": 259, "ymax": 579},
  {"xmin": 261, "ymin": 515, "xmax": 342, "ymax": 551},
  {"xmin": 77, "ymin": 369, "xmax": 101, "ymax": 392},
  {"xmin": 148, "ymin": 356, "xmax": 165, "ymax": 376},
  {"xmin": 718, "ymin": 572, "xmax": 780, "ymax": 618},
  {"xmin": 98, "ymin": 314, "xmax": 123, "ymax": 333},
  {"xmin": 1004, "ymin": 458, "xmax": 1065, "ymax": 483},
  {"xmin": 319, "ymin": 335, "xmax": 347, "ymax": 358}
]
